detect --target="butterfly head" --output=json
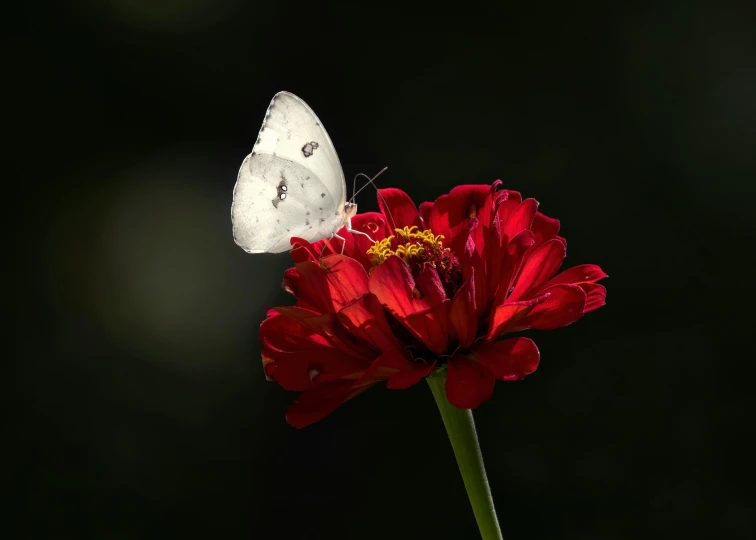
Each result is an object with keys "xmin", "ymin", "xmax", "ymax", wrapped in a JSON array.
[{"xmin": 344, "ymin": 201, "xmax": 358, "ymax": 219}]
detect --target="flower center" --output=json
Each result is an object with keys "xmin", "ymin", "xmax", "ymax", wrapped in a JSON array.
[{"xmin": 367, "ymin": 226, "xmax": 462, "ymax": 298}]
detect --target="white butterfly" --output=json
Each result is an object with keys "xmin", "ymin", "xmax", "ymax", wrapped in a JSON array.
[{"xmin": 231, "ymin": 91, "xmax": 373, "ymax": 254}]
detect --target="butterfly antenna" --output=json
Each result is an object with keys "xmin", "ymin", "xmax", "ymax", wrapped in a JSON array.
[
  {"xmin": 349, "ymin": 167, "xmax": 397, "ymax": 230},
  {"xmin": 376, "ymin": 189, "xmax": 397, "ymax": 231},
  {"xmin": 351, "ymin": 167, "xmax": 388, "ymax": 201}
]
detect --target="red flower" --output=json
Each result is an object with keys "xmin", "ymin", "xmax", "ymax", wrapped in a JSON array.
[{"xmin": 260, "ymin": 182, "xmax": 607, "ymax": 427}]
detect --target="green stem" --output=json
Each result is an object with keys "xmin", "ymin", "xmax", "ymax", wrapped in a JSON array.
[{"xmin": 427, "ymin": 370, "xmax": 503, "ymax": 540}]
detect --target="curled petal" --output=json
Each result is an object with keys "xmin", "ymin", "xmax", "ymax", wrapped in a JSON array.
[
  {"xmin": 415, "ymin": 262, "xmax": 447, "ymax": 304},
  {"xmin": 490, "ymin": 229, "xmax": 536, "ymax": 307},
  {"xmin": 531, "ymin": 211, "xmax": 560, "ymax": 246},
  {"xmin": 501, "ymin": 198, "xmax": 538, "ymax": 244},
  {"xmin": 516, "ymin": 284, "xmax": 587, "ymax": 331},
  {"xmin": 426, "ymin": 184, "xmax": 494, "ymax": 255},
  {"xmin": 332, "ymin": 212, "xmax": 392, "ymax": 269},
  {"xmin": 450, "ymin": 276, "xmax": 478, "ymax": 349},
  {"xmin": 508, "ymin": 238, "xmax": 566, "ymax": 302},
  {"xmin": 495, "ymin": 189, "xmax": 523, "ymax": 226},
  {"xmin": 468, "ymin": 182, "xmax": 501, "ymax": 262},
  {"xmin": 377, "ymin": 188, "xmax": 423, "ymax": 230},
  {"xmin": 351, "ymin": 211, "xmax": 391, "ymax": 241},
  {"xmin": 446, "ymin": 356, "xmax": 495, "ymax": 409},
  {"xmin": 472, "ymin": 338, "xmax": 540, "ymax": 381},
  {"xmin": 580, "ymin": 282, "xmax": 607, "ymax": 313},
  {"xmin": 460, "ymin": 232, "xmax": 487, "ymax": 317},
  {"xmin": 543, "ymin": 264, "xmax": 608, "ymax": 288}
]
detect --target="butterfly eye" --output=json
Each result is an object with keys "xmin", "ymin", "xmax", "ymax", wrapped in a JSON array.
[
  {"xmin": 280, "ymin": 193, "xmax": 287, "ymax": 200},
  {"xmin": 281, "ymin": 185, "xmax": 287, "ymax": 191}
]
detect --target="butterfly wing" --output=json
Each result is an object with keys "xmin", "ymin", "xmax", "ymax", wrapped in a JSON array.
[{"xmin": 231, "ymin": 92, "xmax": 348, "ymax": 253}]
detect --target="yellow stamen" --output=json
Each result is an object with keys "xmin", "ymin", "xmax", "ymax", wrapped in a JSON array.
[{"xmin": 366, "ymin": 226, "xmax": 449, "ymax": 269}]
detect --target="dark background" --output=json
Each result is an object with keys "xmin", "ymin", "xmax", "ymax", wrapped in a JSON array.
[{"xmin": 11, "ymin": 2, "xmax": 756, "ymax": 539}]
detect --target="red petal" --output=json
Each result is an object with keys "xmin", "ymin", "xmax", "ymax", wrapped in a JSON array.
[
  {"xmin": 269, "ymin": 305, "xmax": 374, "ymax": 361},
  {"xmin": 485, "ymin": 212, "xmax": 505, "ymax": 293},
  {"xmin": 531, "ymin": 211, "xmax": 560, "ymax": 246},
  {"xmin": 419, "ymin": 201, "xmax": 433, "ymax": 226},
  {"xmin": 543, "ymin": 264, "xmax": 608, "ymax": 288},
  {"xmin": 336, "ymin": 212, "xmax": 392, "ymax": 269},
  {"xmin": 450, "ymin": 276, "xmax": 478, "ymax": 348},
  {"xmin": 580, "ymin": 283, "xmax": 607, "ymax": 313},
  {"xmin": 387, "ymin": 360, "xmax": 437, "ymax": 389},
  {"xmin": 491, "ymin": 229, "xmax": 536, "ymax": 308},
  {"xmin": 426, "ymin": 184, "xmax": 493, "ymax": 255},
  {"xmin": 460, "ymin": 233, "xmax": 487, "ymax": 317},
  {"xmin": 417, "ymin": 261, "xmax": 448, "ymax": 302},
  {"xmin": 295, "ymin": 212, "xmax": 391, "ymax": 271},
  {"xmin": 369, "ymin": 256, "xmax": 444, "ymax": 317},
  {"xmin": 351, "ymin": 211, "xmax": 391, "ymax": 240},
  {"xmin": 359, "ymin": 346, "xmax": 414, "ymax": 381},
  {"xmin": 516, "ymin": 284, "xmax": 587, "ymax": 331},
  {"xmin": 289, "ymin": 237, "xmax": 320, "ymax": 264},
  {"xmin": 357, "ymin": 347, "xmax": 434, "ymax": 389},
  {"xmin": 468, "ymin": 182, "xmax": 501, "ymax": 262},
  {"xmin": 386, "ymin": 360, "xmax": 436, "ymax": 390},
  {"xmin": 402, "ymin": 301, "xmax": 454, "ymax": 354},
  {"xmin": 495, "ymin": 189, "xmax": 523, "ymax": 227},
  {"xmin": 486, "ymin": 297, "xmax": 541, "ymax": 339},
  {"xmin": 260, "ymin": 310, "xmax": 366, "ymax": 391},
  {"xmin": 377, "ymin": 188, "xmax": 422, "ymax": 230},
  {"xmin": 445, "ymin": 356, "xmax": 495, "ymax": 409},
  {"xmin": 337, "ymin": 294, "xmax": 399, "ymax": 352},
  {"xmin": 286, "ymin": 255, "xmax": 369, "ymax": 313},
  {"xmin": 472, "ymin": 338, "xmax": 540, "ymax": 381},
  {"xmin": 286, "ymin": 379, "xmax": 375, "ymax": 428},
  {"xmin": 501, "ymin": 198, "xmax": 538, "ymax": 243},
  {"xmin": 508, "ymin": 238, "xmax": 566, "ymax": 302}
]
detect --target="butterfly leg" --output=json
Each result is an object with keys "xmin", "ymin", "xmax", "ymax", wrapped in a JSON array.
[
  {"xmin": 318, "ymin": 235, "xmax": 335, "ymax": 261},
  {"xmin": 332, "ymin": 232, "xmax": 347, "ymax": 254},
  {"xmin": 345, "ymin": 225, "xmax": 375, "ymax": 245}
]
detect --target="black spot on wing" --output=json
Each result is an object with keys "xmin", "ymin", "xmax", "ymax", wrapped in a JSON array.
[
  {"xmin": 301, "ymin": 141, "xmax": 319, "ymax": 158},
  {"xmin": 272, "ymin": 175, "xmax": 288, "ymax": 208}
]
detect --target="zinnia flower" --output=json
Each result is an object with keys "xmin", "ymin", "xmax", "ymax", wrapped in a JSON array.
[{"xmin": 260, "ymin": 181, "xmax": 607, "ymax": 428}]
